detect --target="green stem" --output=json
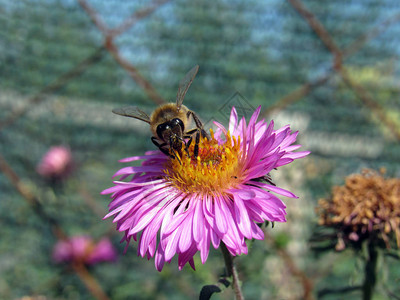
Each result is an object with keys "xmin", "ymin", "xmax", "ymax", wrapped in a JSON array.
[
  {"xmin": 220, "ymin": 242, "xmax": 244, "ymax": 300},
  {"xmin": 362, "ymin": 242, "xmax": 378, "ymax": 300}
]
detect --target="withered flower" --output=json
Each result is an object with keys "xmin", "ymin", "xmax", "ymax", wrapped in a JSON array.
[{"xmin": 316, "ymin": 169, "xmax": 400, "ymax": 251}]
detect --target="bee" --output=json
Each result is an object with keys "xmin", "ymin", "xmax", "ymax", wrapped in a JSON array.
[{"xmin": 112, "ymin": 65, "xmax": 208, "ymax": 159}]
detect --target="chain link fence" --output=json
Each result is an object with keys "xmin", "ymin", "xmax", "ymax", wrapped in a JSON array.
[{"xmin": 1, "ymin": 0, "xmax": 399, "ymax": 299}]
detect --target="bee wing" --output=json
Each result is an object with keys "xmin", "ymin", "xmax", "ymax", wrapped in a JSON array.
[
  {"xmin": 112, "ymin": 106, "xmax": 151, "ymax": 124},
  {"xmin": 176, "ymin": 65, "xmax": 199, "ymax": 109}
]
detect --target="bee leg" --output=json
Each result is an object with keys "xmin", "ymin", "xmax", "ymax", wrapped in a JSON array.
[
  {"xmin": 185, "ymin": 136, "xmax": 193, "ymax": 148},
  {"xmin": 184, "ymin": 129, "xmax": 197, "ymax": 156},
  {"xmin": 185, "ymin": 128, "xmax": 197, "ymax": 149},
  {"xmin": 184, "ymin": 128, "xmax": 201, "ymax": 158},
  {"xmin": 193, "ymin": 129, "xmax": 200, "ymax": 158},
  {"xmin": 159, "ymin": 145, "xmax": 174, "ymax": 158},
  {"xmin": 170, "ymin": 148, "xmax": 182, "ymax": 164},
  {"xmin": 187, "ymin": 110, "xmax": 203, "ymax": 127},
  {"xmin": 185, "ymin": 128, "xmax": 197, "ymax": 135},
  {"xmin": 167, "ymin": 136, "xmax": 184, "ymax": 165},
  {"xmin": 187, "ymin": 110, "xmax": 209, "ymax": 139},
  {"xmin": 151, "ymin": 137, "xmax": 174, "ymax": 158},
  {"xmin": 176, "ymin": 136, "xmax": 189, "ymax": 158},
  {"xmin": 183, "ymin": 136, "xmax": 192, "ymax": 156}
]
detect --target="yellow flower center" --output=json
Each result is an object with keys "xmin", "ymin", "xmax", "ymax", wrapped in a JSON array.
[{"xmin": 163, "ymin": 130, "xmax": 242, "ymax": 194}]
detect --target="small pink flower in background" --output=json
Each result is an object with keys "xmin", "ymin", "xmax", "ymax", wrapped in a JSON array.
[
  {"xmin": 37, "ymin": 145, "xmax": 73, "ymax": 179},
  {"xmin": 52, "ymin": 235, "xmax": 117, "ymax": 265},
  {"xmin": 102, "ymin": 106, "xmax": 310, "ymax": 271}
]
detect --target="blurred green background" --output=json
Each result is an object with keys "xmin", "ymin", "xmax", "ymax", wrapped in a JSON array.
[{"xmin": 1, "ymin": 0, "xmax": 400, "ymax": 299}]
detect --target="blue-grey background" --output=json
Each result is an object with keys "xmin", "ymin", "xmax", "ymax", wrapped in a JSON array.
[{"xmin": 1, "ymin": 0, "xmax": 400, "ymax": 299}]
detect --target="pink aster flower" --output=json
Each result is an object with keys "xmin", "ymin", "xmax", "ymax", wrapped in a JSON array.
[
  {"xmin": 37, "ymin": 145, "xmax": 73, "ymax": 179},
  {"xmin": 102, "ymin": 106, "xmax": 309, "ymax": 271},
  {"xmin": 52, "ymin": 235, "xmax": 117, "ymax": 265}
]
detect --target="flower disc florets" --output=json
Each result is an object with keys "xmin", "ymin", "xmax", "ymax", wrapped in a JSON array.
[
  {"xmin": 164, "ymin": 130, "xmax": 242, "ymax": 194},
  {"xmin": 102, "ymin": 106, "xmax": 309, "ymax": 271}
]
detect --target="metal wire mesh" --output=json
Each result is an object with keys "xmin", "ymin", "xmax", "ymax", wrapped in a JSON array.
[{"xmin": 1, "ymin": 0, "xmax": 400, "ymax": 299}]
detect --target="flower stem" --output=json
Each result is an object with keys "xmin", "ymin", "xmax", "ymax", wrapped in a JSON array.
[
  {"xmin": 73, "ymin": 262, "xmax": 110, "ymax": 300},
  {"xmin": 362, "ymin": 242, "xmax": 378, "ymax": 300},
  {"xmin": 220, "ymin": 242, "xmax": 244, "ymax": 300}
]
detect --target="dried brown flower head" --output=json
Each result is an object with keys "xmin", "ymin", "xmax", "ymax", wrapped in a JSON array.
[{"xmin": 316, "ymin": 169, "xmax": 400, "ymax": 250}]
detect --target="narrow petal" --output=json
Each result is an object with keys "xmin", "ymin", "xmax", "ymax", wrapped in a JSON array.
[
  {"xmin": 155, "ymin": 246, "xmax": 165, "ymax": 272},
  {"xmin": 214, "ymin": 195, "xmax": 228, "ymax": 234},
  {"xmin": 210, "ymin": 228, "xmax": 221, "ymax": 249},
  {"xmin": 229, "ymin": 106, "xmax": 238, "ymax": 133},
  {"xmin": 232, "ymin": 192, "xmax": 253, "ymax": 239},
  {"xmin": 113, "ymin": 166, "xmax": 161, "ymax": 177},
  {"xmin": 226, "ymin": 188, "xmax": 255, "ymax": 200},
  {"xmin": 249, "ymin": 181, "xmax": 298, "ymax": 198},
  {"xmin": 164, "ymin": 229, "xmax": 180, "ymax": 261},
  {"xmin": 119, "ymin": 154, "xmax": 163, "ymax": 162},
  {"xmin": 213, "ymin": 121, "xmax": 228, "ymax": 136},
  {"xmin": 247, "ymin": 106, "xmax": 261, "ymax": 133},
  {"xmin": 199, "ymin": 225, "xmax": 210, "ymax": 263},
  {"xmin": 193, "ymin": 198, "xmax": 205, "ymax": 244},
  {"xmin": 178, "ymin": 215, "xmax": 194, "ymax": 253}
]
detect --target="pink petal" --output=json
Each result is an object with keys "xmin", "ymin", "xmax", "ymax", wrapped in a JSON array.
[
  {"xmin": 193, "ymin": 198, "xmax": 205, "ymax": 244},
  {"xmin": 232, "ymin": 193, "xmax": 252, "ymax": 239},
  {"xmin": 229, "ymin": 106, "xmax": 238, "ymax": 133},
  {"xmin": 249, "ymin": 181, "xmax": 298, "ymax": 198},
  {"xmin": 155, "ymin": 246, "xmax": 165, "ymax": 272},
  {"xmin": 178, "ymin": 215, "xmax": 193, "ymax": 253},
  {"xmin": 113, "ymin": 166, "xmax": 161, "ymax": 177},
  {"xmin": 164, "ymin": 229, "xmax": 180, "ymax": 261},
  {"xmin": 119, "ymin": 154, "xmax": 163, "ymax": 162},
  {"xmin": 214, "ymin": 196, "xmax": 229, "ymax": 234}
]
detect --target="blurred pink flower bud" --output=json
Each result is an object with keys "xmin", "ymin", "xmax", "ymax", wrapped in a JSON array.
[
  {"xmin": 52, "ymin": 235, "xmax": 117, "ymax": 265},
  {"xmin": 86, "ymin": 238, "xmax": 118, "ymax": 265},
  {"xmin": 37, "ymin": 146, "xmax": 73, "ymax": 179},
  {"xmin": 349, "ymin": 232, "xmax": 359, "ymax": 241}
]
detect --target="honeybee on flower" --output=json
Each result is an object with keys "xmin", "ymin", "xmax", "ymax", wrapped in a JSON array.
[{"xmin": 103, "ymin": 104, "xmax": 309, "ymax": 271}]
